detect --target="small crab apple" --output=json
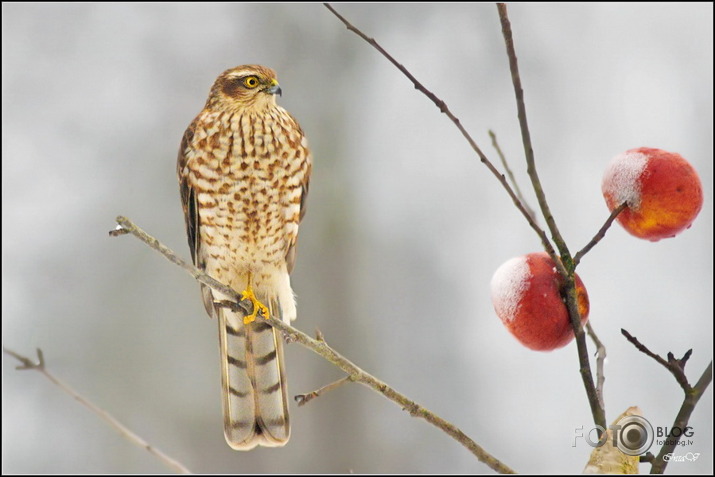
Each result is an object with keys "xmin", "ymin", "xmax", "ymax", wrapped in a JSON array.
[
  {"xmin": 490, "ymin": 252, "xmax": 589, "ymax": 351},
  {"xmin": 602, "ymin": 147, "xmax": 703, "ymax": 241}
]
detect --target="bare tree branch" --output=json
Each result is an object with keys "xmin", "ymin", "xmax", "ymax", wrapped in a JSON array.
[
  {"xmin": 489, "ymin": 129, "xmax": 537, "ymax": 223},
  {"xmin": 496, "ymin": 3, "xmax": 570, "ymax": 264},
  {"xmin": 322, "ymin": 2, "xmax": 556, "ymax": 263},
  {"xmin": 560, "ymin": 283, "xmax": 605, "ymax": 430},
  {"xmin": 495, "ymin": 3, "xmax": 606, "ymax": 431},
  {"xmin": 620, "ymin": 329, "xmax": 713, "ymax": 474},
  {"xmin": 110, "ymin": 218, "xmax": 252, "ymax": 315},
  {"xmin": 3, "ymin": 347, "xmax": 191, "ymax": 474},
  {"xmin": 111, "ymin": 216, "xmax": 516, "ymax": 474},
  {"xmin": 295, "ymin": 376, "xmax": 353, "ymax": 406},
  {"xmin": 324, "ymin": 0, "xmax": 611, "ymax": 434},
  {"xmin": 650, "ymin": 362, "xmax": 713, "ymax": 474},
  {"xmin": 573, "ymin": 202, "xmax": 628, "ymax": 266},
  {"xmin": 586, "ymin": 323, "xmax": 606, "ymax": 411},
  {"xmin": 323, "ymin": 4, "xmax": 710, "ymax": 473},
  {"xmin": 621, "ymin": 329, "xmax": 696, "ymax": 394}
]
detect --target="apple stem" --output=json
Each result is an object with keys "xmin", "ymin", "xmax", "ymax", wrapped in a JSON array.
[{"xmin": 574, "ymin": 202, "xmax": 628, "ymax": 266}]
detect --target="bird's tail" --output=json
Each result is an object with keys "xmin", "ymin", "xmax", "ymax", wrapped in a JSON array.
[{"xmin": 217, "ymin": 298, "xmax": 290, "ymax": 450}]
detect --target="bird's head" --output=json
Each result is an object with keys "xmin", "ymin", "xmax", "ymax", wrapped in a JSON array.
[{"xmin": 206, "ymin": 65, "xmax": 282, "ymax": 112}]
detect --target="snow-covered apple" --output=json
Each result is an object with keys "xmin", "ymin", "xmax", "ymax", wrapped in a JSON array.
[
  {"xmin": 602, "ymin": 147, "xmax": 703, "ymax": 241},
  {"xmin": 491, "ymin": 252, "xmax": 589, "ymax": 351}
]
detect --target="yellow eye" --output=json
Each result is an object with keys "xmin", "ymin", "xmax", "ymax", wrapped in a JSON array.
[{"xmin": 243, "ymin": 76, "xmax": 260, "ymax": 88}]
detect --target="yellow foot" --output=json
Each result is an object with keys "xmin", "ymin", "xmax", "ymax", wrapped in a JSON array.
[{"xmin": 240, "ymin": 285, "xmax": 269, "ymax": 325}]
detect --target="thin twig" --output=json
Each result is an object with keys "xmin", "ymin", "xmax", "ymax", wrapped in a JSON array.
[
  {"xmin": 650, "ymin": 362, "xmax": 712, "ymax": 474},
  {"xmin": 324, "ymin": 1, "xmax": 606, "ymax": 432},
  {"xmin": 496, "ymin": 2, "xmax": 605, "ymax": 431},
  {"xmin": 295, "ymin": 376, "xmax": 353, "ymax": 407},
  {"xmin": 322, "ymin": 2, "xmax": 556, "ymax": 261},
  {"xmin": 573, "ymin": 202, "xmax": 628, "ymax": 266},
  {"xmin": 496, "ymin": 3, "xmax": 570, "ymax": 266},
  {"xmin": 488, "ymin": 129, "xmax": 537, "ymax": 223},
  {"xmin": 586, "ymin": 323, "xmax": 606, "ymax": 411},
  {"xmin": 619, "ymin": 329, "xmax": 712, "ymax": 473},
  {"xmin": 620, "ymin": 329, "xmax": 691, "ymax": 392},
  {"xmin": 3, "ymin": 347, "xmax": 191, "ymax": 474},
  {"xmin": 111, "ymin": 216, "xmax": 516, "ymax": 474}
]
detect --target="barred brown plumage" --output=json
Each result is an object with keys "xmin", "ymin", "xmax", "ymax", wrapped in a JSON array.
[{"xmin": 177, "ymin": 65, "xmax": 311, "ymax": 450}]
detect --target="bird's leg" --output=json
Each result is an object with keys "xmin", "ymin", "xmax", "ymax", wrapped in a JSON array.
[{"xmin": 240, "ymin": 271, "xmax": 270, "ymax": 324}]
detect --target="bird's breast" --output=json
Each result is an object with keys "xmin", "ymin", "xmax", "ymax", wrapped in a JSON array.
[{"xmin": 184, "ymin": 109, "xmax": 308, "ymax": 269}]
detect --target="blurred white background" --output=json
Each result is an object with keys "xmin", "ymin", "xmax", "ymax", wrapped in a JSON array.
[{"xmin": 2, "ymin": 3, "xmax": 712, "ymax": 474}]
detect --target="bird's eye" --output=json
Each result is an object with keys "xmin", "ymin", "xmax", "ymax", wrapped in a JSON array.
[{"xmin": 243, "ymin": 76, "xmax": 260, "ymax": 89}]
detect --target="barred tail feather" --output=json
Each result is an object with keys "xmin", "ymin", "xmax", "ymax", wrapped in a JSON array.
[{"xmin": 218, "ymin": 299, "xmax": 290, "ymax": 450}]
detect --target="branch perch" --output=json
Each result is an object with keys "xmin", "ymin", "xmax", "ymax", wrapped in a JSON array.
[{"xmin": 110, "ymin": 216, "xmax": 516, "ymax": 474}]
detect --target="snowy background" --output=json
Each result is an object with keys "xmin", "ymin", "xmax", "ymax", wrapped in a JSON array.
[{"xmin": 3, "ymin": 3, "xmax": 712, "ymax": 474}]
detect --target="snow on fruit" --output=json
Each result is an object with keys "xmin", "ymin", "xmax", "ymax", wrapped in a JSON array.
[
  {"xmin": 602, "ymin": 147, "xmax": 703, "ymax": 241},
  {"xmin": 491, "ymin": 252, "xmax": 589, "ymax": 351}
]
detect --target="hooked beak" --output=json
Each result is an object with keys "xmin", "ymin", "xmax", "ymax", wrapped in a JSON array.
[{"xmin": 264, "ymin": 79, "xmax": 282, "ymax": 96}]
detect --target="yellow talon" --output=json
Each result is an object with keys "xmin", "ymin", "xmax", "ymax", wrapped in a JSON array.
[{"xmin": 240, "ymin": 274, "xmax": 269, "ymax": 324}]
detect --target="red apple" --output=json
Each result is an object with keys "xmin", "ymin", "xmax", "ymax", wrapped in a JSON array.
[
  {"xmin": 602, "ymin": 147, "xmax": 703, "ymax": 241},
  {"xmin": 490, "ymin": 252, "xmax": 589, "ymax": 351}
]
